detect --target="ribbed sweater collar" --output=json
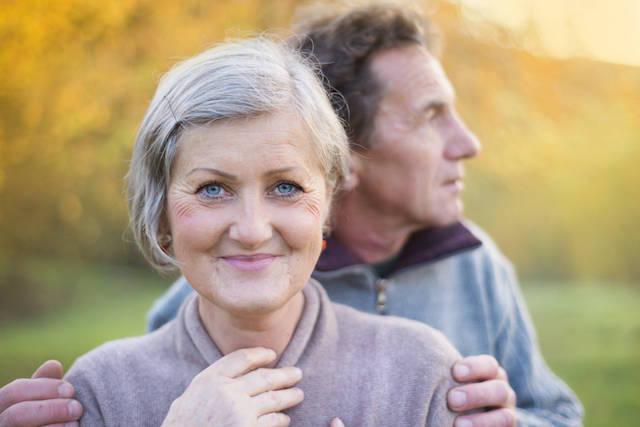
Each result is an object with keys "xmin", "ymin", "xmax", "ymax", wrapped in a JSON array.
[{"xmin": 178, "ymin": 281, "xmax": 324, "ymax": 368}]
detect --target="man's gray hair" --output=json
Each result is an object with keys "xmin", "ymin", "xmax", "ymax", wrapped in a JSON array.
[{"xmin": 127, "ymin": 37, "xmax": 350, "ymax": 273}]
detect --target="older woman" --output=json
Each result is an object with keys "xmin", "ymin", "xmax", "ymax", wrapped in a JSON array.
[{"xmin": 65, "ymin": 38, "xmax": 460, "ymax": 426}]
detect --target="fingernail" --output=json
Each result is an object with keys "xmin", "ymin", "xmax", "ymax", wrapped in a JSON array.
[
  {"xmin": 294, "ymin": 367, "xmax": 303, "ymax": 377},
  {"xmin": 453, "ymin": 363, "xmax": 470, "ymax": 379},
  {"xmin": 58, "ymin": 382, "xmax": 74, "ymax": 398},
  {"xmin": 449, "ymin": 390, "xmax": 467, "ymax": 407},
  {"xmin": 455, "ymin": 419, "xmax": 473, "ymax": 427},
  {"xmin": 68, "ymin": 400, "xmax": 82, "ymax": 418}
]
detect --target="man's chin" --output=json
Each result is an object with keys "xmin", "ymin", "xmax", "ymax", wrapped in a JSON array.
[{"xmin": 423, "ymin": 202, "xmax": 464, "ymax": 228}]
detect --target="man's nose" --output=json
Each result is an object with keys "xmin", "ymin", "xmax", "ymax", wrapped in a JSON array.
[
  {"xmin": 444, "ymin": 113, "xmax": 481, "ymax": 160},
  {"xmin": 228, "ymin": 197, "xmax": 272, "ymax": 249}
]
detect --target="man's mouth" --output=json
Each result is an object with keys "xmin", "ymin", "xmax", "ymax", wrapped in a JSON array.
[{"xmin": 443, "ymin": 177, "xmax": 464, "ymax": 192}]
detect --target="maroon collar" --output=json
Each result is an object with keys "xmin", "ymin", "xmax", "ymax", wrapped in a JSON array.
[{"xmin": 315, "ymin": 221, "xmax": 482, "ymax": 273}]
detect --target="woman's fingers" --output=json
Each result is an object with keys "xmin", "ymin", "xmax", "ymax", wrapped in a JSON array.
[
  {"xmin": 253, "ymin": 388, "xmax": 304, "ymax": 415},
  {"xmin": 330, "ymin": 417, "xmax": 345, "ymax": 427},
  {"xmin": 238, "ymin": 367, "xmax": 302, "ymax": 396},
  {"xmin": 257, "ymin": 412, "xmax": 291, "ymax": 427},
  {"xmin": 209, "ymin": 347, "xmax": 277, "ymax": 378},
  {"xmin": 32, "ymin": 360, "xmax": 64, "ymax": 380}
]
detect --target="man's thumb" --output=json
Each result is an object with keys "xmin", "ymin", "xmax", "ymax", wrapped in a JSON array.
[
  {"xmin": 32, "ymin": 360, "xmax": 64, "ymax": 379},
  {"xmin": 330, "ymin": 417, "xmax": 345, "ymax": 427}
]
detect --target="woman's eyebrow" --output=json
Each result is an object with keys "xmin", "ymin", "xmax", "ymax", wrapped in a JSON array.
[
  {"xmin": 186, "ymin": 167, "xmax": 238, "ymax": 181},
  {"xmin": 264, "ymin": 166, "xmax": 311, "ymax": 178},
  {"xmin": 186, "ymin": 166, "xmax": 311, "ymax": 180}
]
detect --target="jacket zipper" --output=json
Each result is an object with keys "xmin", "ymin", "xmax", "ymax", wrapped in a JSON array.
[{"xmin": 375, "ymin": 278, "xmax": 389, "ymax": 315}]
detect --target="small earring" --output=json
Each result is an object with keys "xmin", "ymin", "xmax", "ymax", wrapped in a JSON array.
[{"xmin": 159, "ymin": 234, "xmax": 172, "ymax": 249}]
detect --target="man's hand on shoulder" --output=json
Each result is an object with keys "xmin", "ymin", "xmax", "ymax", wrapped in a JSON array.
[
  {"xmin": 448, "ymin": 355, "xmax": 516, "ymax": 427},
  {"xmin": 0, "ymin": 360, "xmax": 83, "ymax": 427}
]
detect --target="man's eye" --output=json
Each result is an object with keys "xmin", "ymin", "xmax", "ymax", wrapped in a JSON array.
[
  {"xmin": 424, "ymin": 105, "xmax": 444, "ymax": 121},
  {"xmin": 425, "ymin": 107, "xmax": 438, "ymax": 120}
]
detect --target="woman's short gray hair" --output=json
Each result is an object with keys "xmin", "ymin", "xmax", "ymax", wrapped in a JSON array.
[{"xmin": 127, "ymin": 37, "xmax": 350, "ymax": 273}]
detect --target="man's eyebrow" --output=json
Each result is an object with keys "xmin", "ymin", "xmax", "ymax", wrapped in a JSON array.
[
  {"xmin": 420, "ymin": 84, "xmax": 456, "ymax": 111},
  {"xmin": 422, "ymin": 100, "xmax": 446, "ymax": 111},
  {"xmin": 186, "ymin": 167, "xmax": 238, "ymax": 180}
]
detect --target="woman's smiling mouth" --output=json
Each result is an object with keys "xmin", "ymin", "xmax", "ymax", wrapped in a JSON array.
[{"xmin": 221, "ymin": 254, "xmax": 280, "ymax": 271}]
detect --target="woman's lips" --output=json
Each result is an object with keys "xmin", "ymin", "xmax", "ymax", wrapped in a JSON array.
[{"xmin": 221, "ymin": 254, "xmax": 278, "ymax": 271}]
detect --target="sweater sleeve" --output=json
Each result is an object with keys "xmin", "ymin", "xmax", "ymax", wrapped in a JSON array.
[
  {"xmin": 423, "ymin": 329, "xmax": 460, "ymax": 427},
  {"xmin": 64, "ymin": 355, "xmax": 107, "ymax": 427},
  {"xmin": 425, "ymin": 373, "xmax": 457, "ymax": 427}
]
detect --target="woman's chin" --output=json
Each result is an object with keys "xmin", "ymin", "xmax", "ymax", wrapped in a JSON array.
[{"xmin": 207, "ymin": 280, "xmax": 300, "ymax": 316}]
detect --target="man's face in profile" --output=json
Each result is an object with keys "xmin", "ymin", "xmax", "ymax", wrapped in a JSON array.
[{"xmin": 355, "ymin": 44, "xmax": 480, "ymax": 228}]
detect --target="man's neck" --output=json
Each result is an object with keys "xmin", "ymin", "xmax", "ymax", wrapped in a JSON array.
[
  {"xmin": 197, "ymin": 292, "xmax": 305, "ymax": 363},
  {"xmin": 332, "ymin": 191, "xmax": 422, "ymax": 264}
]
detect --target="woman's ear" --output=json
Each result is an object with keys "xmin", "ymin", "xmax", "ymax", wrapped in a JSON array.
[
  {"xmin": 342, "ymin": 153, "xmax": 361, "ymax": 192},
  {"xmin": 158, "ymin": 216, "xmax": 173, "ymax": 253}
]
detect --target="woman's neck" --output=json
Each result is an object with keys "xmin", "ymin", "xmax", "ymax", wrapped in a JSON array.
[{"xmin": 197, "ymin": 292, "xmax": 305, "ymax": 362}]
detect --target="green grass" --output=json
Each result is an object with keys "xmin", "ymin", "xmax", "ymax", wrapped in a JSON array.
[
  {"xmin": 1, "ymin": 266, "xmax": 638, "ymax": 426},
  {"xmin": 0, "ymin": 263, "xmax": 165, "ymax": 385},
  {"xmin": 522, "ymin": 282, "xmax": 640, "ymax": 427}
]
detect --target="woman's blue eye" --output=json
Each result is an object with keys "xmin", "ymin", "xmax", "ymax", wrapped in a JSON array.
[
  {"xmin": 201, "ymin": 184, "xmax": 223, "ymax": 198},
  {"xmin": 275, "ymin": 182, "xmax": 298, "ymax": 196}
]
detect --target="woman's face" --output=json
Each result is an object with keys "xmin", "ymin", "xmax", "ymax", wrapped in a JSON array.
[{"xmin": 166, "ymin": 110, "xmax": 329, "ymax": 316}]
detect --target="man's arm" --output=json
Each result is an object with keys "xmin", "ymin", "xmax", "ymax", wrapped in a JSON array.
[
  {"xmin": 491, "ymin": 257, "xmax": 583, "ymax": 426},
  {"xmin": 147, "ymin": 276, "xmax": 194, "ymax": 332}
]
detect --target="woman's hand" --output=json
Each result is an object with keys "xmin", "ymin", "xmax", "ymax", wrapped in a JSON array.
[{"xmin": 162, "ymin": 347, "xmax": 304, "ymax": 427}]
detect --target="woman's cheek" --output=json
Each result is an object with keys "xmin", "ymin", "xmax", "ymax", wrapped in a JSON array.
[
  {"xmin": 169, "ymin": 199, "xmax": 226, "ymax": 256},
  {"xmin": 276, "ymin": 198, "xmax": 324, "ymax": 253}
]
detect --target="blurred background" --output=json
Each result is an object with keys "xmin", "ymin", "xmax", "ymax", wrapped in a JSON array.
[{"xmin": 0, "ymin": 0, "xmax": 638, "ymax": 425}]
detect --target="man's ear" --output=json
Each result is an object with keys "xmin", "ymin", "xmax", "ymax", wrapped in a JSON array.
[{"xmin": 342, "ymin": 152, "xmax": 361, "ymax": 192}]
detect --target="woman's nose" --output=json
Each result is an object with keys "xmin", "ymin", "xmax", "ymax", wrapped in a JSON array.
[{"xmin": 228, "ymin": 197, "xmax": 273, "ymax": 249}]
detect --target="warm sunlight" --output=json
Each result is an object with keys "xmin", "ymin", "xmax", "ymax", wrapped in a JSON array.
[{"xmin": 458, "ymin": 0, "xmax": 640, "ymax": 66}]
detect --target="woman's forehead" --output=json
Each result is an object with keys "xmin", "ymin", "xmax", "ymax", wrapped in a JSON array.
[{"xmin": 174, "ymin": 110, "xmax": 322, "ymax": 175}]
